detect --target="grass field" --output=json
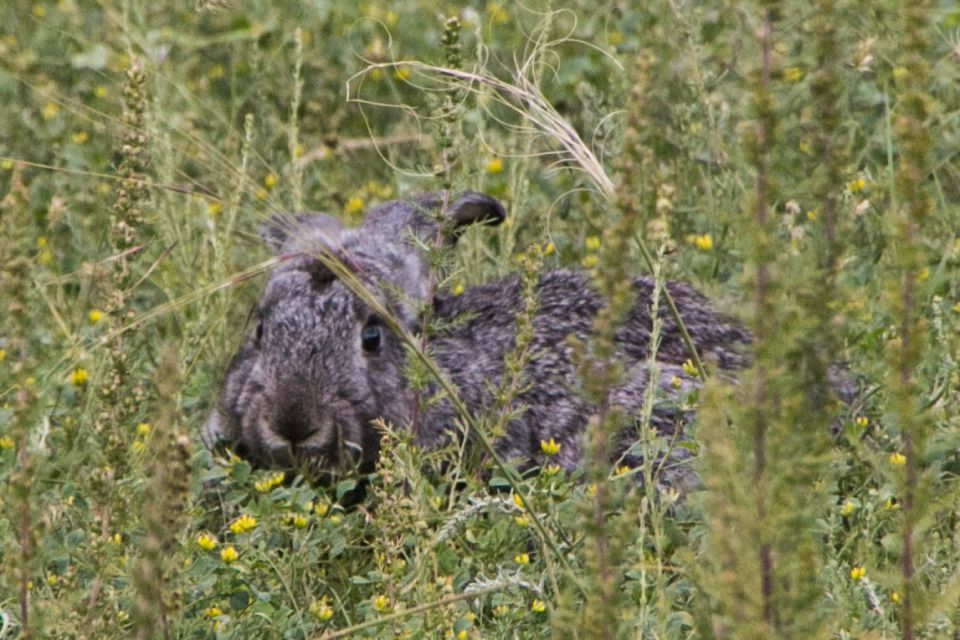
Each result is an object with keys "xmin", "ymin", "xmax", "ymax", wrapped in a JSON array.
[{"xmin": 2, "ymin": 1, "xmax": 960, "ymax": 638}]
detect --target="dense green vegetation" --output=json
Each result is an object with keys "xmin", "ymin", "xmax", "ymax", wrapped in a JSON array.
[{"xmin": 1, "ymin": 1, "xmax": 959, "ymax": 637}]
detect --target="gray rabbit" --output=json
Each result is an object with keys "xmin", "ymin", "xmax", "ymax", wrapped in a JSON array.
[{"xmin": 203, "ymin": 192, "xmax": 751, "ymax": 490}]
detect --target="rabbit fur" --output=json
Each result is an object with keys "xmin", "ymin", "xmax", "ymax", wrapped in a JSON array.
[{"xmin": 203, "ymin": 192, "xmax": 751, "ymax": 490}]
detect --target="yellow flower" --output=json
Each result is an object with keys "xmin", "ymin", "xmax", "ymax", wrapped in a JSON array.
[
  {"xmin": 263, "ymin": 174, "xmax": 276, "ymax": 189},
  {"xmin": 890, "ymin": 591, "xmax": 902, "ymax": 604},
  {"xmin": 254, "ymin": 187, "xmax": 268, "ymax": 200},
  {"xmin": 69, "ymin": 368, "xmax": 89, "ymax": 387},
  {"xmin": 692, "ymin": 234, "xmax": 713, "ymax": 251},
  {"xmin": 229, "ymin": 514, "xmax": 257, "ymax": 535},
  {"xmin": 315, "ymin": 502, "xmax": 330, "ymax": 517},
  {"xmin": 1, "ymin": 159, "xmax": 13, "ymax": 170},
  {"xmin": 892, "ymin": 66, "xmax": 909, "ymax": 81},
  {"xmin": 220, "ymin": 546, "xmax": 238, "ymax": 564},
  {"xmin": 952, "ymin": 301, "xmax": 960, "ymax": 314},
  {"xmin": 670, "ymin": 375, "xmax": 682, "ymax": 390},
  {"xmin": 840, "ymin": 501, "xmax": 856, "ymax": 517},
  {"xmin": 329, "ymin": 514, "xmax": 342, "ymax": 524},
  {"xmin": 849, "ymin": 566, "xmax": 865, "ymax": 581},
  {"xmin": 372, "ymin": 594, "xmax": 390, "ymax": 612},
  {"xmin": 514, "ymin": 553, "xmax": 530, "ymax": 565},
  {"xmin": 94, "ymin": 85, "xmax": 107, "ymax": 98},
  {"xmin": 131, "ymin": 440, "xmax": 147, "ymax": 454},
  {"xmin": 485, "ymin": 158, "xmax": 504, "ymax": 174},
  {"xmin": 514, "ymin": 515, "xmax": 529, "ymax": 527},
  {"xmin": 783, "ymin": 67, "xmax": 803, "ymax": 83},
  {"xmin": 848, "ymin": 177, "xmax": 866, "ymax": 193},
  {"xmin": 542, "ymin": 464, "xmax": 561, "ymax": 477},
  {"xmin": 393, "ymin": 66, "xmax": 410, "ymax": 81},
  {"xmin": 544, "ymin": 242, "xmax": 555, "ymax": 256},
  {"xmin": 42, "ymin": 101, "xmax": 59, "ymax": 120},
  {"xmin": 289, "ymin": 514, "xmax": 308, "ymax": 529},
  {"xmin": 310, "ymin": 599, "xmax": 334, "ymax": 621},
  {"xmin": 530, "ymin": 599, "xmax": 546, "ymax": 613},
  {"xmin": 681, "ymin": 359, "xmax": 698, "ymax": 377},
  {"xmin": 585, "ymin": 235, "xmax": 601, "ymax": 251},
  {"xmin": 614, "ymin": 465, "xmax": 631, "ymax": 477},
  {"xmin": 0, "ymin": 436, "xmax": 14, "ymax": 450},
  {"xmin": 889, "ymin": 452, "xmax": 906, "ymax": 467},
  {"xmin": 539, "ymin": 438, "xmax": 560, "ymax": 457},
  {"xmin": 135, "ymin": 422, "xmax": 151, "ymax": 437},
  {"xmin": 486, "ymin": 2, "xmax": 508, "ymax": 24},
  {"xmin": 204, "ymin": 606, "xmax": 222, "ymax": 619},
  {"xmin": 586, "ymin": 483, "xmax": 597, "ymax": 497},
  {"xmin": 0, "ymin": 349, "xmax": 6, "ymax": 362},
  {"xmin": 512, "ymin": 493, "xmax": 524, "ymax": 509},
  {"xmin": 345, "ymin": 196, "xmax": 365, "ymax": 215},
  {"xmin": 33, "ymin": 5, "xmax": 46, "ymax": 18},
  {"xmin": 581, "ymin": 255, "xmax": 599, "ymax": 269},
  {"xmin": 855, "ymin": 416, "xmax": 868, "ymax": 428},
  {"xmin": 88, "ymin": 310, "xmax": 103, "ymax": 324},
  {"xmin": 452, "ymin": 282, "xmax": 465, "ymax": 296},
  {"xmin": 71, "ymin": 131, "xmax": 89, "ymax": 145},
  {"xmin": 196, "ymin": 533, "xmax": 218, "ymax": 551},
  {"xmin": 207, "ymin": 202, "xmax": 223, "ymax": 216},
  {"xmin": 294, "ymin": 143, "xmax": 305, "ymax": 158},
  {"xmin": 608, "ymin": 30, "xmax": 623, "ymax": 47},
  {"xmin": 208, "ymin": 64, "xmax": 225, "ymax": 79},
  {"xmin": 492, "ymin": 604, "xmax": 510, "ymax": 617}
]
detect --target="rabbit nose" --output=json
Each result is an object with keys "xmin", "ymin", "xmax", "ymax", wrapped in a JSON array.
[{"xmin": 274, "ymin": 406, "xmax": 314, "ymax": 444}]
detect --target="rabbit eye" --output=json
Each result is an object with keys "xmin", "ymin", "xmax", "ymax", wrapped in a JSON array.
[
  {"xmin": 361, "ymin": 321, "xmax": 381, "ymax": 353},
  {"xmin": 255, "ymin": 320, "xmax": 264, "ymax": 345}
]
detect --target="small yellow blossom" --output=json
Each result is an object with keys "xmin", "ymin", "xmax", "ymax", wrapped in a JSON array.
[
  {"xmin": 542, "ymin": 464, "xmax": 561, "ymax": 477},
  {"xmin": 783, "ymin": 67, "xmax": 803, "ymax": 83},
  {"xmin": 116, "ymin": 611, "xmax": 129, "ymax": 622},
  {"xmin": 585, "ymin": 235, "xmax": 601, "ymax": 251},
  {"xmin": 890, "ymin": 591, "xmax": 902, "ymax": 604},
  {"xmin": 0, "ymin": 349, "xmax": 6, "ymax": 362},
  {"xmin": 670, "ymin": 375, "xmax": 682, "ymax": 390},
  {"xmin": 486, "ymin": 2, "xmax": 508, "ymax": 24},
  {"xmin": 952, "ymin": 301, "xmax": 960, "ymax": 313},
  {"xmin": 111, "ymin": 533, "xmax": 122, "ymax": 545},
  {"xmin": 33, "ymin": 5, "xmax": 47, "ymax": 18},
  {"xmin": 514, "ymin": 553, "xmax": 530, "ymax": 565},
  {"xmin": 586, "ymin": 482, "xmax": 597, "ymax": 497},
  {"xmin": 329, "ymin": 514, "xmax": 342, "ymax": 524},
  {"xmin": 294, "ymin": 143, "xmax": 305, "ymax": 158},
  {"xmin": 135, "ymin": 422, "xmax": 151, "ymax": 437},
  {"xmin": 88, "ymin": 310, "xmax": 103, "ymax": 324},
  {"xmin": 310, "ymin": 599, "xmax": 334, "ymax": 621},
  {"xmin": 799, "ymin": 139, "xmax": 813, "ymax": 155},
  {"xmin": 289, "ymin": 514, "xmax": 308, "ymax": 529},
  {"xmin": 917, "ymin": 267, "xmax": 929, "ymax": 282},
  {"xmin": 263, "ymin": 174, "xmax": 276, "ymax": 189},
  {"xmin": 492, "ymin": 605, "xmax": 510, "ymax": 617},
  {"xmin": 692, "ymin": 234, "xmax": 713, "ymax": 251},
  {"xmin": 530, "ymin": 599, "xmax": 546, "ymax": 613},
  {"xmin": 345, "ymin": 196, "xmax": 365, "ymax": 215},
  {"xmin": 94, "ymin": 85, "xmax": 107, "ymax": 98},
  {"xmin": 849, "ymin": 566, "xmax": 865, "ymax": 581},
  {"xmin": 855, "ymin": 416, "xmax": 868, "ymax": 428},
  {"xmin": 1, "ymin": 159, "xmax": 13, "ymax": 170},
  {"xmin": 131, "ymin": 440, "xmax": 147, "ymax": 454},
  {"xmin": 393, "ymin": 66, "xmax": 410, "ymax": 81},
  {"xmin": 485, "ymin": 158, "xmax": 504, "ymax": 174},
  {"xmin": 372, "ymin": 594, "xmax": 390, "ymax": 612},
  {"xmin": 207, "ymin": 202, "xmax": 223, "ymax": 216},
  {"xmin": 581, "ymin": 255, "xmax": 599, "ymax": 269},
  {"xmin": 204, "ymin": 606, "xmax": 222, "ymax": 619},
  {"xmin": 681, "ymin": 359, "xmax": 698, "ymax": 377},
  {"xmin": 254, "ymin": 187, "xmax": 268, "ymax": 200},
  {"xmin": 230, "ymin": 514, "xmax": 257, "ymax": 535},
  {"xmin": 71, "ymin": 131, "xmax": 89, "ymax": 145},
  {"xmin": 889, "ymin": 452, "xmax": 906, "ymax": 467},
  {"xmin": 370, "ymin": 68, "xmax": 383, "ymax": 81},
  {"xmin": 614, "ymin": 465, "xmax": 631, "ymax": 477},
  {"xmin": 314, "ymin": 502, "xmax": 330, "ymax": 518},
  {"xmin": 0, "ymin": 437, "xmax": 14, "ymax": 450},
  {"xmin": 69, "ymin": 368, "xmax": 89, "ymax": 387},
  {"xmin": 514, "ymin": 515, "xmax": 529, "ymax": 527},
  {"xmin": 892, "ymin": 66, "xmax": 909, "ymax": 81},
  {"xmin": 42, "ymin": 101, "xmax": 59, "ymax": 120},
  {"xmin": 512, "ymin": 493, "xmax": 524, "ymax": 509},
  {"xmin": 848, "ymin": 177, "xmax": 866, "ymax": 193},
  {"xmin": 220, "ymin": 546, "xmax": 238, "ymax": 564},
  {"xmin": 539, "ymin": 438, "xmax": 560, "ymax": 457},
  {"xmin": 840, "ymin": 501, "xmax": 856, "ymax": 517},
  {"xmin": 452, "ymin": 282, "xmax": 465, "ymax": 296},
  {"xmin": 608, "ymin": 30, "xmax": 623, "ymax": 47},
  {"xmin": 208, "ymin": 64, "xmax": 225, "ymax": 79},
  {"xmin": 46, "ymin": 573, "xmax": 59, "ymax": 586},
  {"xmin": 544, "ymin": 242, "xmax": 555, "ymax": 256},
  {"xmin": 196, "ymin": 533, "xmax": 218, "ymax": 551}
]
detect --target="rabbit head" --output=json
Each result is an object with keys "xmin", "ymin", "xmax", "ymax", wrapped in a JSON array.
[{"xmin": 208, "ymin": 192, "xmax": 505, "ymax": 472}]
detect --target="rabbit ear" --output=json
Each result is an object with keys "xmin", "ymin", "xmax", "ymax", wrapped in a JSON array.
[
  {"xmin": 260, "ymin": 213, "xmax": 345, "ymax": 254},
  {"xmin": 446, "ymin": 191, "xmax": 506, "ymax": 233}
]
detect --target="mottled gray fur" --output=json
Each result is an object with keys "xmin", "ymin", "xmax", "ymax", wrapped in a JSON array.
[{"xmin": 203, "ymin": 192, "xmax": 751, "ymax": 490}]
